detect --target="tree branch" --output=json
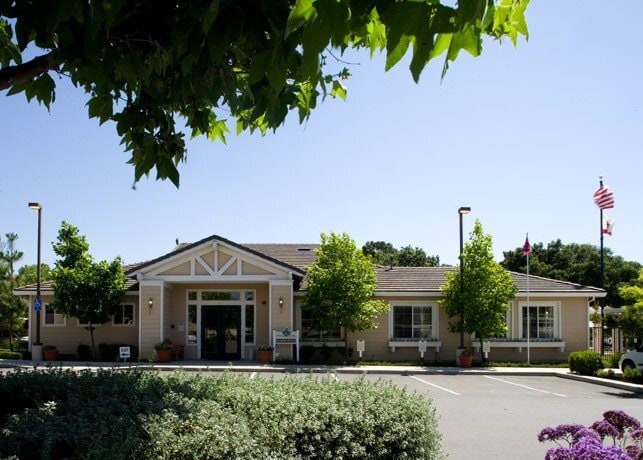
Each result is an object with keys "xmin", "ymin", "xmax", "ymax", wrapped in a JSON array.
[{"xmin": 0, "ymin": 52, "xmax": 59, "ymax": 92}]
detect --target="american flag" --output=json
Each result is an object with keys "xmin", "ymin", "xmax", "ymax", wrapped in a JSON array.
[
  {"xmin": 594, "ymin": 184, "xmax": 614, "ymax": 210},
  {"xmin": 521, "ymin": 235, "xmax": 532, "ymax": 256}
]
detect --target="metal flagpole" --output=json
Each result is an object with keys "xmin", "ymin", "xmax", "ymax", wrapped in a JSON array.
[
  {"xmin": 526, "ymin": 247, "xmax": 530, "ymax": 365},
  {"xmin": 599, "ymin": 177, "xmax": 605, "ymax": 356}
]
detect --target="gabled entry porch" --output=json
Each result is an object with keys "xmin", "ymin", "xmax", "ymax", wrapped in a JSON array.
[{"xmin": 130, "ymin": 236, "xmax": 302, "ymax": 361}]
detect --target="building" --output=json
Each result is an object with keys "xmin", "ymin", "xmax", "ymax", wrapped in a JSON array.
[{"xmin": 15, "ymin": 234, "xmax": 605, "ymax": 362}]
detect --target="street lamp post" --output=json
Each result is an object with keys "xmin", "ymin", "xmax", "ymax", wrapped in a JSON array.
[
  {"xmin": 458, "ymin": 207, "xmax": 471, "ymax": 352},
  {"xmin": 28, "ymin": 202, "xmax": 43, "ymax": 361}
]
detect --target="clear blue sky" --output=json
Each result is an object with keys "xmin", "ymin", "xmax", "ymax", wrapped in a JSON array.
[{"xmin": 1, "ymin": 1, "xmax": 641, "ymax": 270}]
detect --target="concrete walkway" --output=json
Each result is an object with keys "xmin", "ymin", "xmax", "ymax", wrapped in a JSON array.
[{"xmin": 1, "ymin": 359, "xmax": 641, "ymax": 393}]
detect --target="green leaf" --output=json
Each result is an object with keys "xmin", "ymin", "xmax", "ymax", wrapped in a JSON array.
[
  {"xmin": 330, "ymin": 80, "xmax": 346, "ymax": 99},
  {"xmin": 285, "ymin": 0, "xmax": 316, "ymax": 37},
  {"xmin": 202, "ymin": 0, "xmax": 220, "ymax": 35},
  {"xmin": 24, "ymin": 73, "xmax": 56, "ymax": 109},
  {"xmin": 206, "ymin": 115, "xmax": 229, "ymax": 144},
  {"xmin": 87, "ymin": 95, "xmax": 113, "ymax": 125}
]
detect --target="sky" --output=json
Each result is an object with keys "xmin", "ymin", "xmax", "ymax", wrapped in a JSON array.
[{"xmin": 1, "ymin": 1, "xmax": 642, "ymax": 270}]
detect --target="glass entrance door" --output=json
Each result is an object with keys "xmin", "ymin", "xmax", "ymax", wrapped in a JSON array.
[{"xmin": 201, "ymin": 306, "xmax": 241, "ymax": 360}]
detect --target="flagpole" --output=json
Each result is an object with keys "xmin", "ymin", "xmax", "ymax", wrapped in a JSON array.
[
  {"xmin": 599, "ymin": 176, "xmax": 605, "ymax": 356},
  {"xmin": 526, "ymin": 246, "xmax": 530, "ymax": 365}
]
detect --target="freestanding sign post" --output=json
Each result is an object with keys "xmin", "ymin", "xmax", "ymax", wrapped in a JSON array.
[
  {"xmin": 273, "ymin": 328, "xmax": 300, "ymax": 362},
  {"xmin": 418, "ymin": 339, "xmax": 427, "ymax": 360},
  {"xmin": 119, "ymin": 346, "xmax": 131, "ymax": 363},
  {"xmin": 356, "ymin": 339, "xmax": 365, "ymax": 360}
]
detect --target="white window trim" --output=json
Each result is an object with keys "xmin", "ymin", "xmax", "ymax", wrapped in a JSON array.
[
  {"xmin": 518, "ymin": 301, "xmax": 562, "ymax": 341},
  {"xmin": 475, "ymin": 302, "xmax": 513, "ymax": 341},
  {"xmin": 112, "ymin": 302, "xmax": 136, "ymax": 327},
  {"xmin": 43, "ymin": 303, "xmax": 66, "ymax": 327},
  {"xmin": 76, "ymin": 320, "xmax": 101, "ymax": 327},
  {"xmin": 388, "ymin": 301, "xmax": 440, "ymax": 352}
]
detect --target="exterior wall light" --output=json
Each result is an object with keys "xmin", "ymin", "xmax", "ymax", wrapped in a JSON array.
[
  {"xmin": 278, "ymin": 297, "xmax": 284, "ymax": 310},
  {"xmin": 148, "ymin": 298, "xmax": 154, "ymax": 313}
]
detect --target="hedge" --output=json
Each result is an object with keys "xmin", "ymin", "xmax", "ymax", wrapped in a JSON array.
[
  {"xmin": 0, "ymin": 349, "xmax": 23, "ymax": 360},
  {"xmin": 569, "ymin": 350, "xmax": 604, "ymax": 376},
  {"xmin": 0, "ymin": 369, "xmax": 442, "ymax": 459}
]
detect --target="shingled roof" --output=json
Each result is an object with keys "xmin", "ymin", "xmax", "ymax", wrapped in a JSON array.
[{"xmin": 14, "ymin": 240, "xmax": 605, "ymax": 297}]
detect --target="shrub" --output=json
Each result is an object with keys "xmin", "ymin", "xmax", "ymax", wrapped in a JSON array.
[
  {"xmin": 603, "ymin": 352, "xmax": 622, "ymax": 369},
  {"xmin": 0, "ymin": 369, "xmax": 442, "ymax": 459},
  {"xmin": 0, "ymin": 349, "xmax": 23, "ymax": 360},
  {"xmin": 623, "ymin": 368, "xmax": 643, "ymax": 384},
  {"xmin": 299, "ymin": 345, "xmax": 315, "ymax": 362},
  {"xmin": 320, "ymin": 343, "xmax": 333, "ymax": 361},
  {"xmin": 77, "ymin": 344, "xmax": 91, "ymax": 361},
  {"xmin": 596, "ymin": 369, "xmax": 615, "ymax": 379},
  {"xmin": 569, "ymin": 351, "xmax": 604, "ymax": 376}
]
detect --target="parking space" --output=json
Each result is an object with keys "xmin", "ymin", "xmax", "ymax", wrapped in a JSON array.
[{"xmin": 248, "ymin": 372, "xmax": 642, "ymax": 459}]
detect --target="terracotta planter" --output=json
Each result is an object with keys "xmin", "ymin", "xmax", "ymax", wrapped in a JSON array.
[
  {"xmin": 256, "ymin": 350, "xmax": 272, "ymax": 364},
  {"xmin": 459, "ymin": 354, "xmax": 473, "ymax": 368},
  {"xmin": 156, "ymin": 349, "xmax": 172, "ymax": 363},
  {"xmin": 44, "ymin": 349, "xmax": 58, "ymax": 361}
]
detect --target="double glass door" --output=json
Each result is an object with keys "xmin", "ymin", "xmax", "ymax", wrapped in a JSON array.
[{"xmin": 201, "ymin": 306, "xmax": 241, "ymax": 360}]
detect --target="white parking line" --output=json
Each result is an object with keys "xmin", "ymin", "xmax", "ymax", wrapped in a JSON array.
[
  {"xmin": 410, "ymin": 376, "xmax": 461, "ymax": 395},
  {"xmin": 250, "ymin": 372, "xmax": 257, "ymax": 379},
  {"xmin": 329, "ymin": 373, "xmax": 339, "ymax": 381},
  {"xmin": 483, "ymin": 376, "xmax": 566, "ymax": 397}
]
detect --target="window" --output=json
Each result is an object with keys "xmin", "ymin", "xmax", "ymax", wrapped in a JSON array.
[
  {"xmin": 44, "ymin": 304, "xmax": 65, "ymax": 326},
  {"xmin": 301, "ymin": 308, "xmax": 342, "ymax": 341},
  {"xmin": 392, "ymin": 305, "xmax": 434, "ymax": 340},
  {"xmin": 245, "ymin": 304, "xmax": 255, "ymax": 344},
  {"xmin": 113, "ymin": 303, "xmax": 135, "ymax": 326},
  {"xmin": 187, "ymin": 304, "xmax": 197, "ymax": 345},
  {"xmin": 521, "ymin": 303, "xmax": 559, "ymax": 340},
  {"xmin": 488, "ymin": 303, "xmax": 512, "ymax": 340},
  {"xmin": 202, "ymin": 291, "xmax": 240, "ymax": 301}
]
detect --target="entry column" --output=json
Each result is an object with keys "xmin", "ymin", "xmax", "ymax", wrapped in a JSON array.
[{"xmin": 269, "ymin": 280, "xmax": 294, "ymax": 360}]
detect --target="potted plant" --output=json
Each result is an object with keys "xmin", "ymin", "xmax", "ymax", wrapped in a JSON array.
[
  {"xmin": 256, "ymin": 345, "xmax": 273, "ymax": 364},
  {"xmin": 154, "ymin": 341, "xmax": 173, "ymax": 363},
  {"xmin": 43, "ymin": 345, "xmax": 58, "ymax": 361},
  {"xmin": 459, "ymin": 349, "xmax": 473, "ymax": 368}
]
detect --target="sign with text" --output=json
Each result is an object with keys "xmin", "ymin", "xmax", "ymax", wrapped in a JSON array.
[
  {"xmin": 356, "ymin": 340, "xmax": 365, "ymax": 353},
  {"xmin": 119, "ymin": 346, "xmax": 131, "ymax": 359},
  {"xmin": 482, "ymin": 342, "xmax": 491, "ymax": 354},
  {"xmin": 33, "ymin": 298, "xmax": 42, "ymax": 312},
  {"xmin": 272, "ymin": 329, "xmax": 300, "ymax": 362}
]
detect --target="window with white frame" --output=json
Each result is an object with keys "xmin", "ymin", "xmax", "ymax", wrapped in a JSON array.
[
  {"xmin": 300, "ymin": 307, "xmax": 342, "ymax": 341},
  {"xmin": 391, "ymin": 303, "xmax": 437, "ymax": 340},
  {"xmin": 44, "ymin": 303, "xmax": 65, "ymax": 326},
  {"xmin": 521, "ymin": 302, "xmax": 559, "ymax": 340},
  {"xmin": 113, "ymin": 303, "xmax": 135, "ymax": 325}
]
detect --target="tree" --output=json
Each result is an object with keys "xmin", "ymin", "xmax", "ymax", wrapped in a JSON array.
[
  {"xmin": 0, "ymin": 233, "xmax": 28, "ymax": 350},
  {"xmin": 617, "ymin": 270, "xmax": 643, "ymax": 345},
  {"xmin": 16, "ymin": 263, "xmax": 52, "ymax": 287},
  {"xmin": 440, "ymin": 220, "xmax": 517, "ymax": 361},
  {"xmin": 0, "ymin": 1, "xmax": 529, "ymax": 186},
  {"xmin": 52, "ymin": 221, "xmax": 127, "ymax": 359},
  {"xmin": 304, "ymin": 232, "xmax": 389, "ymax": 358},
  {"xmin": 362, "ymin": 241, "xmax": 439, "ymax": 267},
  {"xmin": 501, "ymin": 240, "xmax": 640, "ymax": 307}
]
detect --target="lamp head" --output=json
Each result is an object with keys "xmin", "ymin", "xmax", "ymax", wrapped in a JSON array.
[
  {"xmin": 28, "ymin": 202, "xmax": 42, "ymax": 210},
  {"xmin": 458, "ymin": 206, "xmax": 471, "ymax": 215}
]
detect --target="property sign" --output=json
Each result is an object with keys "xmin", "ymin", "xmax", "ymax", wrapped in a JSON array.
[
  {"xmin": 272, "ymin": 329, "xmax": 300, "ymax": 362},
  {"xmin": 33, "ymin": 298, "xmax": 42, "ymax": 312},
  {"xmin": 356, "ymin": 340, "xmax": 365, "ymax": 353},
  {"xmin": 274, "ymin": 328, "xmax": 297, "ymax": 344},
  {"xmin": 119, "ymin": 346, "xmax": 131, "ymax": 359},
  {"xmin": 482, "ymin": 341, "xmax": 491, "ymax": 354}
]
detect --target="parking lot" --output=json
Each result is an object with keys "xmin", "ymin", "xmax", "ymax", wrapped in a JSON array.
[{"xmin": 240, "ymin": 372, "xmax": 643, "ymax": 459}]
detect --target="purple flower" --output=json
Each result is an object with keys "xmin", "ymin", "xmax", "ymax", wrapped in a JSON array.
[
  {"xmin": 538, "ymin": 424, "xmax": 586, "ymax": 443},
  {"xmin": 632, "ymin": 429, "xmax": 643, "ymax": 440},
  {"xmin": 544, "ymin": 446, "xmax": 573, "ymax": 460},
  {"xmin": 592, "ymin": 420, "xmax": 620, "ymax": 440},
  {"xmin": 570, "ymin": 436, "xmax": 631, "ymax": 460},
  {"xmin": 603, "ymin": 411, "xmax": 641, "ymax": 435},
  {"xmin": 625, "ymin": 445, "xmax": 643, "ymax": 460}
]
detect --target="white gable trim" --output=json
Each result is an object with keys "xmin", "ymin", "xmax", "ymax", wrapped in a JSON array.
[{"xmin": 136, "ymin": 238, "xmax": 299, "ymax": 280}]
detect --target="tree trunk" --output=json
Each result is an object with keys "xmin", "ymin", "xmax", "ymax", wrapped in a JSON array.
[
  {"xmin": 8, "ymin": 316, "xmax": 14, "ymax": 351},
  {"xmin": 89, "ymin": 322, "xmax": 97, "ymax": 361},
  {"xmin": 479, "ymin": 334, "xmax": 485, "ymax": 364}
]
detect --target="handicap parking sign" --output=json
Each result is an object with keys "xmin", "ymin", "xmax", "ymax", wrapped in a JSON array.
[{"xmin": 34, "ymin": 298, "xmax": 42, "ymax": 312}]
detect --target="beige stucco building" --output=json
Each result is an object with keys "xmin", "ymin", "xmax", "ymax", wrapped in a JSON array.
[{"xmin": 16, "ymin": 235, "xmax": 605, "ymax": 362}]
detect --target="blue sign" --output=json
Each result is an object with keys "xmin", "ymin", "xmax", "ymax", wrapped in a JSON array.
[{"xmin": 34, "ymin": 298, "xmax": 42, "ymax": 312}]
